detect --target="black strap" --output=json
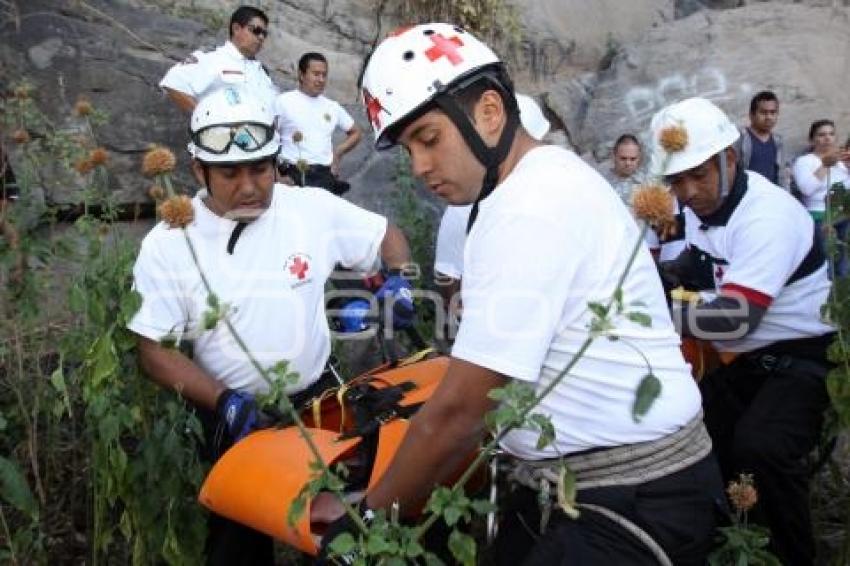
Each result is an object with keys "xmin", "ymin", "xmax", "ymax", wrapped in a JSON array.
[
  {"xmin": 226, "ymin": 221, "xmax": 247, "ymax": 254},
  {"xmin": 339, "ymin": 380, "xmax": 421, "ymax": 440},
  {"xmin": 787, "ymin": 223, "xmax": 826, "ymax": 286},
  {"xmin": 431, "ymin": 94, "xmax": 519, "ymax": 235}
]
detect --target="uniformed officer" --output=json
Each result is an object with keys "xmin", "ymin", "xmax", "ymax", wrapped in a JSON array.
[{"xmin": 159, "ymin": 6, "xmax": 279, "ymax": 113}]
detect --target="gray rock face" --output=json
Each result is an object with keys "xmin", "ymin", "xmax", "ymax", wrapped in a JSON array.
[
  {"xmin": 552, "ymin": 3, "xmax": 850, "ymax": 168},
  {"xmin": 2, "ymin": 0, "xmax": 850, "ymax": 214}
]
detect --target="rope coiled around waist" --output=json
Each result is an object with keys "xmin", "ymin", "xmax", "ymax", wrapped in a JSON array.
[{"xmin": 504, "ymin": 412, "xmax": 712, "ymax": 566}]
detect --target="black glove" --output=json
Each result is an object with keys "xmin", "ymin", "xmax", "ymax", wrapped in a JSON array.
[
  {"xmin": 658, "ymin": 260, "xmax": 684, "ymax": 295},
  {"xmin": 317, "ymin": 501, "xmax": 374, "ymax": 564}
]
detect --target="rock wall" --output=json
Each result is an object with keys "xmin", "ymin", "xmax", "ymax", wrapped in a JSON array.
[
  {"xmin": 2, "ymin": 0, "xmax": 850, "ymax": 215},
  {"xmin": 563, "ymin": 3, "xmax": 850, "ymax": 166}
]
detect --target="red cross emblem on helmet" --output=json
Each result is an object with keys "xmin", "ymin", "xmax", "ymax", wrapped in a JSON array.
[
  {"xmin": 363, "ymin": 89, "xmax": 387, "ymax": 129},
  {"xmin": 424, "ymin": 33, "xmax": 465, "ymax": 66}
]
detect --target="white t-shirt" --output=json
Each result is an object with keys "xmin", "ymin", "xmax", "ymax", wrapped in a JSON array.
[
  {"xmin": 128, "ymin": 185, "xmax": 386, "ymax": 395},
  {"xmin": 451, "ymin": 145, "xmax": 701, "ymax": 459},
  {"xmin": 792, "ymin": 152, "xmax": 850, "ymax": 213},
  {"xmin": 159, "ymin": 41, "xmax": 279, "ymax": 110},
  {"xmin": 434, "ymin": 204, "xmax": 471, "ymax": 279},
  {"xmin": 682, "ymin": 171, "xmax": 834, "ymax": 353},
  {"xmin": 274, "ymin": 89, "xmax": 355, "ymax": 166}
]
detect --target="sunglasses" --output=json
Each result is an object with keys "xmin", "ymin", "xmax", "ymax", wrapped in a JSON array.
[
  {"xmin": 246, "ymin": 24, "xmax": 268, "ymax": 38},
  {"xmin": 192, "ymin": 122, "xmax": 275, "ymax": 155}
]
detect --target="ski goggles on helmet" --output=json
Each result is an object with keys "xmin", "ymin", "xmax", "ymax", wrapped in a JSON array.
[{"xmin": 191, "ymin": 122, "xmax": 275, "ymax": 155}]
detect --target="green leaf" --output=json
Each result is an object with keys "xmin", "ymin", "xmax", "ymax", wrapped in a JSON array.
[
  {"xmin": 159, "ymin": 332, "xmax": 180, "ymax": 349},
  {"xmin": 587, "ymin": 301, "xmax": 609, "ymax": 319},
  {"xmin": 632, "ymin": 373, "xmax": 662, "ymax": 423},
  {"xmin": 405, "ymin": 540, "xmax": 425, "ymax": 558},
  {"xmin": 202, "ymin": 309, "xmax": 219, "ymax": 330},
  {"xmin": 119, "ymin": 289, "xmax": 143, "ymax": 324},
  {"xmin": 329, "ymin": 532, "xmax": 357, "ymax": 555},
  {"xmin": 529, "ymin": 413, "xmax": 555, "ymax": 450},
  {"xmin": 443, "ymin": 504, "xmax": 464, "ymax": 527},
  {"xmin": 49, "ymin": 363, "xmax": 73, "ymax": 418},
  {"xmin": 613, "ymin": 288, "xmax": 624, "ymax": 313},
  {"xmin": 625, "ymin": 311, "xmax": 652, "ymax": 328},
  {"xmin": 470, "ymin": 499, "xmax": 497, "ymax": 515},
  {"xmin": 69, "ymin": 282, "xmax": 86, "ymax": 313},
  {"xmin": 448, "ymin": 530, "xmax": 476, "ymax": 566},
  {"xmin": 88, "ymin": 333, "xmax": 119, "ymax": 387},
  {"xmin": 365, "ymin": 532, "xmax": 393, "ymax": 555},
  {"xmin": 206, "ymin": 293, "xmax": 220, "ymax": 309},
  {"xmin": 0, "ymin": 455, "xmax": 39, "ymax": 521}
]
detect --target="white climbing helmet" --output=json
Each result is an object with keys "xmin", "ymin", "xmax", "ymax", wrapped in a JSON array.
[
  {"xmin": 188, "ymin": 87, "xmax": 280, "ymax": 164},
  {"xmin": 360, "ymin": 23, "xmax": 502, "ymax": 148},
  {"xmin": 649, "ymin": 97, "xmax": 739, "ymax": 176},
  {"xmin": 517, "ymin": 94, "xmax": 549, "ymax": 141}
]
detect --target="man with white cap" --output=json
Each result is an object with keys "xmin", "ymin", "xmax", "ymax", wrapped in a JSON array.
[
  {"xmin": 128, "ymin": 86, "xmax": 413, "ymax": 565},
  {"xmin": 317, "ymin": 23, "xmax": 722, "ymax": 565},
  {"xmin": 652, "ymin": 96, "xmax": 835, "ymax": 566}
]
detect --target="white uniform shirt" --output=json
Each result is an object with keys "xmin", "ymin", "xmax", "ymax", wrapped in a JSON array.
[
  {"xmin": 159, "ymin": 41, "xmax": 279, "ymax": 110},
  {"xmin": 128, "ymin": 185, "xmax": 386, "ymax": 395},
  {"xmin": 682, "ymin": 171, "xmax": 834, "ymax": 353},
  {"xmin": 792, "ymin": 152, "xmax": 850, "ymax": 213},
  {"xmin": 451, "ymin": 146, "xmax": 701, "ymax": 459},
  {"xmin": 274, "ymin": 90, "xmax": 355, "ymax": 166},
  {"xmin": 434, "ymin": 204, "xmax": 471, "ymax": 279}
]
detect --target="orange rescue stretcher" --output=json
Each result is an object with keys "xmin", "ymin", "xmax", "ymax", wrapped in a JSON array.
[{"xmin": 198, "ymin": 353, "xmax": 463, "ymax": 556}]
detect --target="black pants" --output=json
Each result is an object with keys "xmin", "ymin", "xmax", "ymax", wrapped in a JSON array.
[
  {"xmin": 700, "ymin": 336, "xmax": 833, "ymax": 566},
  {"xmin": 279, "ymin": 163, "xmax": 350, "ymax": 196},
  {"xmin": 197, "ymin": 369, "xmax": 341, "ymax": 566},
  {"xmin": 486, "ymin": 454, "xmax": 724, "ymax": 565}
]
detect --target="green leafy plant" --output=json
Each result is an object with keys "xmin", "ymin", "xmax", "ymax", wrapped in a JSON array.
[
  {"xmin": 1, "ymin": 80, "xmax": 208, "ymax": 565},
  {"xmin": 709, "ymin": 474, "xmax": 780, "ymax": 566}
]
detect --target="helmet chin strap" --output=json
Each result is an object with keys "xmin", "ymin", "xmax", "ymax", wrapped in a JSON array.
[
  {"xmin": 717, "ymin": 149, "xmax": 730, "ymax": 202},
  {"xmin": 432, "ymin": 94, "xmax": 520, "ymax": 234}
]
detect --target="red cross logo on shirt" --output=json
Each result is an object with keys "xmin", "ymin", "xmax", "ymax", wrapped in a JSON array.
[
  {"xmin": 425, "ymin": 33, "xmax": 465, "ymax": 65},
  {"xmin": 363, "ymin": 89, "xmax": 385, "ymax": 129},
  {"xmin": 289, "ymin": 256, "xmax": 309, "ymax": 280}
]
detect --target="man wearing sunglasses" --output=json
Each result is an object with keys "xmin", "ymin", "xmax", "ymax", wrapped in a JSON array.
[
  {"xmin": 159, "ymin": 5, "xmax": 278, "ymax": 113},
  {"xmin": 128, "ymin": 87, "xmax": 414, "ymax": 565}
]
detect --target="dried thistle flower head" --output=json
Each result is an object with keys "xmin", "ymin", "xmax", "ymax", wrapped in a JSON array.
[
  {"xmin": 159, "ymin": 195, "xmax": 194, "ymax": 228},
  {"xmin": 292, "ymin": 131, "xmax": 304, "ymax": 143},
  {"xmin": 727, "ymin": 473, "xmax": 758, "ymax": 513},
  {"xmin": 14, "ymin": 85, "xmax": 32, "ymax": 100},
  {"xmin": 74, "ymin": 158, "xmax": 95, "ymax": 175},
  {"xmin": 296, "ymin": 158, "xmax": 309, "ymax": 173},
  {"xmin": 89, "ymin": 147, "xmax": 108, "ymax": 166},
  {"xmin": 631, "ymin": 182, "xmax": 676, "ymax": 236},
  {"xmin": 148, "ymin": 185, "xmax": 166, "ymax": 201},
  {"xmin": 74, "ymin": 97, "xmax": 93, "ymax": 117},
  {"xmin": 142, "ymin": 146, "xmax": 177, "ymax": 177},
  {"xmin": 12, "ymin": 129, "xmax": 30, "ymax": 144},
  {"xmin": 659, "ymin": 125, "xmax": 688, "ymax": 153}
]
